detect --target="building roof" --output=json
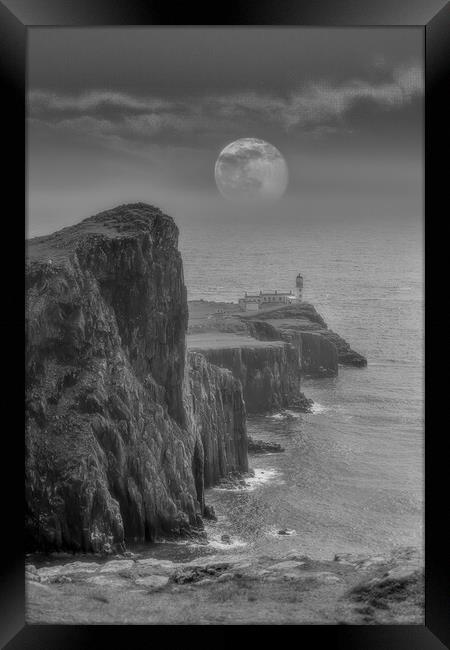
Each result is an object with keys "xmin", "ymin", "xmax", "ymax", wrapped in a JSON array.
[{"xmin": 241, "ymin": 291, "xmax": 293, "ymax": 299}]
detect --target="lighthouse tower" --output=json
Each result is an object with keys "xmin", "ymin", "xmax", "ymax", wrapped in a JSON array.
[{"xmin": 295, "ymin": 273, "xmax": 303, "ymax": 301}]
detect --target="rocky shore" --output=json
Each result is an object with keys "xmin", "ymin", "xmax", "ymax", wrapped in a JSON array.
[{"xmin": 26, "ymin": 546, "xmax": 423, "ymax": 624}]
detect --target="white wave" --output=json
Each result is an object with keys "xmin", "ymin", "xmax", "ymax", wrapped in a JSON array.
[
  {"xmin": 207, "ymin": 536, "xmax": 248, "ymax": 551},
  {"xmin": 268, "ymin": 412, "xmax": 286, "ymax": 420},
  {"xmin": 244, "ymin": 468, "xmax": 284, "ymax": 491},
  {"xmin": 268, "ymin": 410, "xmax": 303, "ymax": 420},
  {"xmin": 284, "ymin": 410, "xmax": 302, "ymax": 419},
  {"xmin": 212, "ymin": 485, "xmax": 245, "ymax": 493},
  {"xmin": 212, "ymin": 468, "xmax": 283, "ymax": 493},
  {"xmin": 309, "ymin": 403, "xmax": 329, "ymax": 415}
]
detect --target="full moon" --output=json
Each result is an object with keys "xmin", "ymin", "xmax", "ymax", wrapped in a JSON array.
[{"xmin": 214, "ymin": 138, "xmax": 288, "ymax": 202}]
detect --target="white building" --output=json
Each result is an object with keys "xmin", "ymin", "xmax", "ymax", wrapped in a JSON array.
[
  {"xmin": 295, "ymin": 273, "xmax": 303, "ymax": 301},
  {"xmin": 238, "ymin": 274, "xmax": 304, "ymax": 312}
]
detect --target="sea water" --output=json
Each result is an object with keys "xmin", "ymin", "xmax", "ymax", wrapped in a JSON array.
[{"xmin": 177, "ymin": 215, "xmax": 424, "ymax": 560}]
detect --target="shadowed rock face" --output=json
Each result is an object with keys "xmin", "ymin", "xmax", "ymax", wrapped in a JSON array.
[
  {"xmin": 246, "ymin": 320, "xmax": 339, "ymax": 377},
  {"xmin": 189, "ymin": 342, "xmax": 312, "ymax": 414},
  {"xmin": 25, "ymin": 204, "xmax": 248, "ymax": 553},
  {"xmin": 189, "ymin": 352, "xmax": 248, "ymax": 488},
  {"xmin": 243, "ymin": 303, "xmax": 366, "ymax": 372}
]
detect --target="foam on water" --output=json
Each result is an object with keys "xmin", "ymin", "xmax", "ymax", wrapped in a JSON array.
[
  {"xmin": 269, "ymin": 412, "xmax": 286, "ymax": 420},
  {"xmin": 212, "ymin": 467, "xmax": 283, "ymax": 493},
  {"xmin": 244, "ymin": 467, "xmax": 284, "ymax": 491},
  {"xmin": 284, "ymin": 410, "xmax": 302, "ymax": 419},
  {"xmin": 207, "ymin": 536, "xmax": 248, "ymax": 551},
  {"xmin": 268, "ymin": 410, "xmax": 302, "ymax": 421},
  {"xmin": 309, "ymin": 402, "xmax": 328, "ymax": 415}
]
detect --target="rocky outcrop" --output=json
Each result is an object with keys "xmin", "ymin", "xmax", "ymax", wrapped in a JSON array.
[
  {"xmin": 246, "ymin": 320, "xmax": 338, "ymax": 377},
  {"xmin": 297, "ymin": 331, "xmax": 339, "ymax": 377},
  {"xmin": 317, "ymin": 330, "xmax": 367, "ymax": 367},
  {"xmin": 188, "ymin": 352, "xmax": 248, "ymax": 488},
  {"xmin": 243, "ymin": 303, "xmax": 366, "ymax": 371},
  {"xmin": 25, "ymin": 204, "xmax": 248, "ymax": 553},
  {"xmin": 187, "ymin": 335, "xmax": 312, "ymax": 413},
  {"xmin": 247, "ymin": 437, "xmax": 285, "ymax": 454}
]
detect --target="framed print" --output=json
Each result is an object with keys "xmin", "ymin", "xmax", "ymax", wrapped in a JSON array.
[{"xmin": 0, "ymin": 0, "xmax": 448, "ymax": 646}]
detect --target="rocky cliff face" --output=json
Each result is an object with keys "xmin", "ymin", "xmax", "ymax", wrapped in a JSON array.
[
  {"xmin": 189, "ymin": 352, "xmax": 248, "ymax": 488},
  {"xmin": 243, "ymin": 303, "xmax": 366, "ymax": 371},
  {"xmin": 246, "ymin": 320, "xmax": 339, "ymax": 377},
  {"xmin": 188, "ymin": 336, "xmax": 312, "ymax": 413},
  {"xmin": 25, "ymin": 204, "xmax": 247, "ymax": 553},
  {"xmin": 297, "ymin": 331, "xmax": 339, "ymax": 376}
]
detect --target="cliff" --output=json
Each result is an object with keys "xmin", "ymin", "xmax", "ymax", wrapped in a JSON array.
[
  {"xmin": 246, "ymin": 320, "xmax": 338, "ymax": 377},
  {"xmin": 187, "ymin": 333, "xmax": 312, "ymax": 413},
  {"xmin": 189, "ymin": 352, "xmax": 248, "ymax": 488},
  {"xmin": 242, "ymin": 303, "xmax": 367, "ymax": 372},
  {"xmin": 25, "ymin": 204, "xmax": 247, "ymax": 553}
]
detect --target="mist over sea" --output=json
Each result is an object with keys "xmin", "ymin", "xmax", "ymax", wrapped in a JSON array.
[{"xmin": 178, "ymin": 215, "xmax": 424, "ymax": 559}]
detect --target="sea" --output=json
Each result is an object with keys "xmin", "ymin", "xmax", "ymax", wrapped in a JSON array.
[{"xmin": 175, "ymin": 214, "xmax": 424, "ymax": 561}]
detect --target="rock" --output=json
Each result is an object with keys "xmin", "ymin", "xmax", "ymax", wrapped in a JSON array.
[
  {"xmin": 268, "ymin": 560, "xmax": 305, "ymax": 572},
  {"xmin": 99, "ymin": 560, "xmax": 135, "ymax": 574},
  {"xmin": 26, "ymin": 581, "xmax": 53, "ymax": 594},
  {"xmin": 217, "ymin": 572, "xmax": 234, "ymax": 582},
  {"xmin": 233, "ymin": 561, "xmax": 252, "ymax": 571},
  {"xmin": 277, "ymin": 528, "xmax": 291, "ymax": 535},
  {"xmin": 172, "ymin": 562, "xmax": 231, "ymax": 584},
  {"xmin": 286, "ymin": 552, "xmax": 311, "ymax": 561},
  {"xmin": 203, "ymin": 504, "xmax": 217, "ymax": 521},
  {"xmin": 25, "ymin": 564, "xmax": 38, "ymax": 574},
  {"xmin": 248, "ymin": 569, "xmax": 271, "ymax": 578},
  {"xmin": 135, "ymin": 575, "xmax": 169, "ymax": 590},
  {"xmin": 334, "ymin": 553, "xmax": 389, "ymax": 569},
  {"xmin": 36, "ymin": 566, "xmax": 63, "ymax": 581},
  {"xmin": 349, "ymin": 565, "xmax": 424, "ymax": 616},
  {"xmin": 315, "ymin": 573, "xmax": 341, "ymax": 584},
  {"xmin": 37, "ymin": 561, "xmax": 101, "ymax": 583},
  {"xmin": 248, "ymin": 438, "xmax": 285, "ymax": 454},
  {"xmin": 86, "ymin": 575, "xmax": 130, "ymax": 589},
  {"xmin": 195, "ymin": 578, "xmax": 214, "ymax": 586},
  {"xmin": 59, "ymin": 561, "xmax": 100, "ymax": 575},
  {"xmin": 220, "ymin": 534, "xmax": 231, "ymax": 544},
  {"xmin": 52, "ymin": 575, "xmax": 73, "ymax": 584},
  {"xmin": 25, "ymin": 571, "xmax": 41, "ymax": 583},
  {"xmin": 300, "ymin": 571, "xmax": 341, "ymax": 584},
  {"xmin": 136, "ymin": 559, "xmax": 175, "ymax": 577}
]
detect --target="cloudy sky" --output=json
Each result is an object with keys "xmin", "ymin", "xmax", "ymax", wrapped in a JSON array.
[{"xmin": 27, "ymin": 28, "xmax": 423, "ymax": 236}]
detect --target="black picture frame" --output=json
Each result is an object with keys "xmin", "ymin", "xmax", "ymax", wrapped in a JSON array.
[{"xmin": 1, "ymin": 0, "xmax": 448, "ymax": 646}]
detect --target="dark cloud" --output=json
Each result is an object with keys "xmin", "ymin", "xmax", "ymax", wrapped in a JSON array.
[{"xmin": 28, "ymin": 60, "xmax": 423, "ymax": 151}]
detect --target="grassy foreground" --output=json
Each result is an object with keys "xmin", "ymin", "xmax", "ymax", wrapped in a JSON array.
[{"xmin": 26, "ymin": 546, "xmax": 423, "ymax": 625}]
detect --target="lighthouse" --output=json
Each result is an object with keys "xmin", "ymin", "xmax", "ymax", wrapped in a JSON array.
[{"xmin": 295, "ymin": 273, "xmax": 303, "ymax": 301}]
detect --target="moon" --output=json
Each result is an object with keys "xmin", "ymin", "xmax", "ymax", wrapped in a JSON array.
[{"xmin": 214, "ymin": 138, "xmax": 288, "ymax": 202}]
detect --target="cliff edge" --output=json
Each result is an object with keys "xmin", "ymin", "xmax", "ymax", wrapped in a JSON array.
[{"xmin": 25, "ymin": 204, "xmax": 248, "ymax": 552}]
